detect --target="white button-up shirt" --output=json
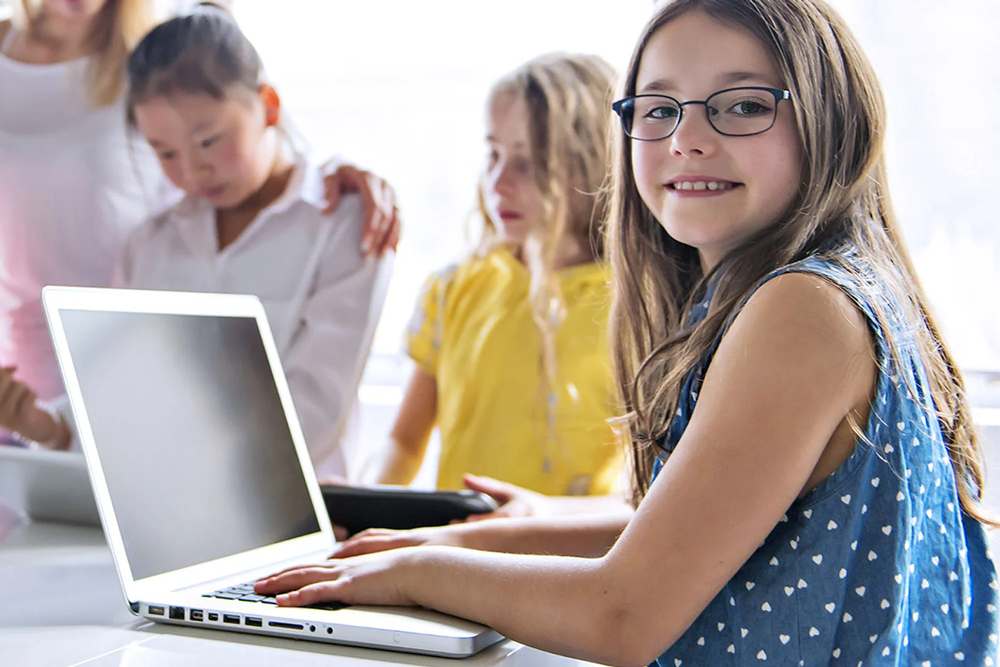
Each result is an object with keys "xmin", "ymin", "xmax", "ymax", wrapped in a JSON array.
[{"xmin": 115, "ymin": 154, "xmax": 393, "ymax": 474}]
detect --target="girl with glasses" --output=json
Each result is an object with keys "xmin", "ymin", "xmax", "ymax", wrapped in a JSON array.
[
  {"xmin": 354, "ymin": 53, "xmax": 628, "ymax": 516},
  {"xmin": 258, "ymin": 1, "xmax": 998, "ymax": 664}
]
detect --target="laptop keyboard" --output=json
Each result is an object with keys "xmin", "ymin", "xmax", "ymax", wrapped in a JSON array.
[{"xmin": 203, "ymin": 580, "xmax": 347, "ymax": 611}]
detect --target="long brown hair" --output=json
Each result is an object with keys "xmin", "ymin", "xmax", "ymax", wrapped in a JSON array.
[
  {"xmin": 475, "ymin": 53, "xmax": 616, "ymax": 436},
  {"xmin": 14, "ymin": 0, "xmax": 155, "ymax": 106},
  {"xmin": 607, "ymin": 0, "xmax": 994, "ymax": 525}
]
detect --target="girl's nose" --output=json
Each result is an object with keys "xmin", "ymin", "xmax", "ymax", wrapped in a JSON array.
[
  {"xmin": 491, "ymin": 162, "xmax": 517, "ymax": 196},
  {"xmin": 670, "ymin": 106, "xmax": 718, "ymax": 158}
]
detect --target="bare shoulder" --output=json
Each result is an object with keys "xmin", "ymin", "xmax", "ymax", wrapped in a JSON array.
[
  {"xmin": 733, "ymin": 270, "xmax": 872, "ymax": 360},
  {"xmin": 0, "ymin": 20, "xmax": 12, "ymax": 46},
  {"xmin": 705, "ymin": 270, "xmax": 876, "ymax": 420}
]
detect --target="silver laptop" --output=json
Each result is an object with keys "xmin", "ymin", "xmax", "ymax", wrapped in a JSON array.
[
  {"xmin": 0, "ymin": 446, "xmax": 100, "ymax": 526},
  {"xmin": 41, "ymin": 285, "xmax": 502, "ymax": 658}
]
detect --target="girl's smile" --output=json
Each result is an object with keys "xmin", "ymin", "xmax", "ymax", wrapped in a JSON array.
[{"xmin": 665, "ymin": 175, "xmax": 742, "ymax": 196}]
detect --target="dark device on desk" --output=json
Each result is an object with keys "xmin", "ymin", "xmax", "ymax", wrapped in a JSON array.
[{"xmin": 321, "ymin": 485, "xmax": 498, "ymax": 535}]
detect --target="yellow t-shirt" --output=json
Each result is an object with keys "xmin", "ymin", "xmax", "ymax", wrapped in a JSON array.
[{"xmin": 406, "ymin": 247, "xmax": 621, "ymax": 496}]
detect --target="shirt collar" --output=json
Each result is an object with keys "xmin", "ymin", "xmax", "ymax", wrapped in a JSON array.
[{"xmin": 168, "ymin": 147, "xmax": 322, "ymax": 251}]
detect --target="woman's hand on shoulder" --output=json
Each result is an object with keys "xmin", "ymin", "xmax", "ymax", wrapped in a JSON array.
[{"xmin": 321, "ymin": 164, "xmax": 400, "ymax": 257}]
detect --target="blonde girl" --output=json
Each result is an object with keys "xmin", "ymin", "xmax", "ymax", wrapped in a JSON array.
[{"xmin": 364, "ymin": 53, "xmax": 624, "ymax": 503}]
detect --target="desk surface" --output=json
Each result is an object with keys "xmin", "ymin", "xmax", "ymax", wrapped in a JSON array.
[{"xmin": 0, "ymin": 507, "xmax": 593, "ymax": 667}]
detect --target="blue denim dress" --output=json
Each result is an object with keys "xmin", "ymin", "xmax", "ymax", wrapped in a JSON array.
[{"xmin": 652, "ymin": 249, "xmax": 999, "ymax": 665}]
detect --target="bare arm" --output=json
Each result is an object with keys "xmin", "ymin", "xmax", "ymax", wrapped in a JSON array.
[
  {"xmin": 258, "ymin": 274, "xmax": 876, "ymax": 665},
  {"xmin": 332, "ymin": 509, "xmax": 632, "ymax": 559},
  {"xmin": 358, "ymin": 367, "xmax": 437, "ymax": 485}
]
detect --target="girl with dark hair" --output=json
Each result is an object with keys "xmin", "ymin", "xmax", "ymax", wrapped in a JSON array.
[
  {"xmin": 0, "ymin": 1, "xmax": 398, "ymax": 436},
  {"xmin": 0, "ymin": 7, "xmax": 393, "ymax": 475}
]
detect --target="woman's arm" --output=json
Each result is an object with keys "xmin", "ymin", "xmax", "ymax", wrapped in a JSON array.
[
  {"xmin": 258, "ymin": 273, "xmax": 877, "ymax": 665},
  {"xmin": 357, "ymin": 366, "xmax": 437, "ymax": 485}
]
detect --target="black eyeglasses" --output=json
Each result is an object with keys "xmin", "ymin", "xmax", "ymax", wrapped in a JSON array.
[{"xmin": 611, "ymin": 86, "xmax": 792, "ymax": 141}]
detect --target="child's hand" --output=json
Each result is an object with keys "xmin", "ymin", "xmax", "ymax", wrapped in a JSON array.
[
  {"xmin": 0, "ymin": 367, "xmax": 63, "ymax": 446},
  {"xmin": 461, "ymin": 474, "xmax": 552, "ymax": 521},
  {"xmin": 329, "ymin": 526, "xmax": 464, "ymax": 559},
  {"xmin": 255, "ymin": 549, "xmax": 420, "ymax": 608},
  {"xmin": 321, "ymin": 165, "xmax": 401, "ymax": 257}
]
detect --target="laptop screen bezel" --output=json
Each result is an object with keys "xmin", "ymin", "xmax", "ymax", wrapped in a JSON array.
[{"xmin": 41, "ymin": 286, "xmax": 336, "ymax": 604}]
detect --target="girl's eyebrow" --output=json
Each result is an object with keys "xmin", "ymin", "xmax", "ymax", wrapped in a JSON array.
[
  {"xmin": 485, "ymin": 136, "xmax": 528, "ymax": 149},
  {"xmin": 637, "ymin": 71, "xmax": 776, "ymax": 94}
]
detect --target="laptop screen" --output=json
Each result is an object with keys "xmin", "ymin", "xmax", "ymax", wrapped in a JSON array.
[{"xmin": 60, "ymin": 309, "xmax": 321, "ymax": 580}]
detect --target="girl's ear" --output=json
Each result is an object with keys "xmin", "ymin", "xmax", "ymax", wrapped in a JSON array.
[{"xmin": 259, "ymin": 83, "xmax": 281, "ymax": 127}]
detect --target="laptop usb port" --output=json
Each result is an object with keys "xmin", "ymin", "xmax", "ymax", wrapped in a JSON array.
[
  {"xmin": 268, "ymin": 621, "xmax": 304, "ymax": 630},
  {"xmin": 148, "ymin": 605, "xmax": 164, "ymax": 616},
  {"xmin": 223, "ymin": 614, "xmax": 240, "ymax": 625},
  {"xmin": 245, "ymin": 617, "xmax": 262, "ymax": 627},
  {"xmin": 190, "ymin": 609, "xmax": 204, "ymax": 622},
  {"xmin": 169, "ymin": 606, "xmax": 185, "ymax": 620}
]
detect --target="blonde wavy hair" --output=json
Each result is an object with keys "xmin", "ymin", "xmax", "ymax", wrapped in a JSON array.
[
  {"xmin": 474, "ymin": 53, "xmax": 616, "ymax": 434},
  {"xmin": 607, "ymin": 0, "xmax": 994, "ymax": 526},
  {"xmin": 13, "ymin": 0, "xmax": 156, "ymax": 106}
]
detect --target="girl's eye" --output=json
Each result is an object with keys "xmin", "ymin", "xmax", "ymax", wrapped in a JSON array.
[
  {"xmin": 486, "ymin": 150, "xmax": 499, "ymax": 168},
  {"xmin": 645, "ymin": 104, "xmax": 680, "ymax": 121},
  {"xmin": 159, "ymin": 151, "xmax": 176, "ymax": 161},
  {"xmin": 200, "ymin": 135, "xmax": 220, "ymax": 149},
  {"xmin": 728, "ymin": 100, "xmax": 770, "ymax": 116},
  {"xmin": 512, "ymin": 158, "xmax": 532, "ymax": 175}
]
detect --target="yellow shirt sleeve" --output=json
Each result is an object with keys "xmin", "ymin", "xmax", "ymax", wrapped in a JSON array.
[{"xmin": 404, "ymin": 266, "xmax": 456, "ymax": 376}]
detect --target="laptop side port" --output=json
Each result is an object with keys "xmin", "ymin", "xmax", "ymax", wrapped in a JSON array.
[
  {"xmin": 223, "ymin": 614, "xmax": 240, "ymax": 625},
  {"xmin": 148, "ymin": 605, "xmax": 165, "ymax": 616},
  {"xmin": 245, "ymin": 617, "xmax": 262, "ymax": 627},
  {"xmin": 268, "ymin": 621, "xmax": 304, "ymax": 630},
  {"xmin": 190, "ymin": 609, "xmax": 204, "ymax": 622},
  {"xmin": 169, "ymin": 606, "xmax": 185, "ymax": 620}
]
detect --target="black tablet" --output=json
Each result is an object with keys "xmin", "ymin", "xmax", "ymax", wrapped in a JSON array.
[{"xmin": 321, "ymin": 484, "xmax": 498, "ymax": 536}]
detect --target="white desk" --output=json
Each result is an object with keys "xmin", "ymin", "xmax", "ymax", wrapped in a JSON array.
[{"xmin": 0, "ymin": 510, "xmax": 595, "ymax": 667}]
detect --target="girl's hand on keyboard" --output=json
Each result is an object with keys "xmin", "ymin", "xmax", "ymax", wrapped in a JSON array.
[{"xmin": 254, "ymin": 548, "xmax": 424, "ymax": 608}]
